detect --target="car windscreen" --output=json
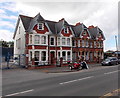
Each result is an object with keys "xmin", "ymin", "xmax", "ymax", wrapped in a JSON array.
[{"xmin": 105, "ymin": 59, "xmax": 110, "ymax": 62}]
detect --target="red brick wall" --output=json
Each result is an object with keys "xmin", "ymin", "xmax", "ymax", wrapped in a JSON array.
[{"xmin": 62, "ymin": 47, "xmax": 71, "ymax": 50}]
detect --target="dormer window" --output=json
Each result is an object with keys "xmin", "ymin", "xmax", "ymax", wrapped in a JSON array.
[
  {"xmin": 98, "ymin": 32, "xmax": 102, "ymax": 37},
  {"xmin": 64, "ymin": 27, "xmax": 69, "ymax": 33},
  {"xmin": 83, "ymin": 31, "xmax": 87, "ymax": 36},
  {"xmin": 37, "ymin": 23, "xmax": 44, "ymax": 30}
]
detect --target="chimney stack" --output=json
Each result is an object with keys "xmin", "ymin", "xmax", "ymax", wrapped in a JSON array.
[
  {"xmin": 59, "ymin": 18, "xmax": 64, "ymax": 22},
  {"xmin": 75, "ymin": 22, "xmax": 81, "ymax": 26},
  {"xmin": 88, "ymin": 25, "xmax": 95, "ymax": 29}
]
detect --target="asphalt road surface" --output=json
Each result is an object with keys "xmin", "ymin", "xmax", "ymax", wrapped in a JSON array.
[{"xmin": 2, "ymin": 64, "xmax": 119, "ymax": 97}]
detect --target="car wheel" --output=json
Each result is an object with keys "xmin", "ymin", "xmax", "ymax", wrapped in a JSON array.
[
  {"xmin": 109, "ymin": 62, "xmax": 111, "ymax": 65},
  {"xmin": 101, "ymin": 64, "xmax": 104, "ymax": 66}
]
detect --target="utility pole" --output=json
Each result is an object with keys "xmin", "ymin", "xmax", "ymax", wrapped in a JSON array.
[
  {"xmin": 115, "ymin": 36, "xmax": 118, "ymax": 51},
  {"xmin": 115, "ymin": 36, "xmax": 118, "ymax": 57}
]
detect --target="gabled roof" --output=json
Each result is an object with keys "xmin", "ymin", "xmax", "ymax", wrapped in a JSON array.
[
  {"xmin": 27, "ymin": 13, "xmax": 45, "ymax": 32},
  {"xmin": 13, "ymin": 15, "xmax": 32, "ymax": 39},
  {"xmin": 88, "ymin": 26, "xmax": 105, "ymax": 40},
  {"xmin": 46, "ymin": 20, "xmax": 57, "ymax": 34},
  {"xmin": 19, "ymin": 15, "xmax": 32, "ymax": 30},
  {"xmin": 71, "ymin": 23, "xmax": 91, "ymax": 38},
  {"xmin": 88, "ymin": 27, "xmax": 98, "ymax": 39},
  {"xmin": 14, "ymin": 13, "xmax": 105, "ymax": 40},
  {"xmin": 71, "ymin": 24, "xmax": 83, "ymax": 37},
  {"xmin": 97, "ymin": 27, "xmax": 105, "ymax": 40}
]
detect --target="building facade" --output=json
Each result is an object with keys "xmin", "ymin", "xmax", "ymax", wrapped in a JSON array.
[{"xmin": 13, "ymin": 13, "xmax": 105, "ymax": 67}]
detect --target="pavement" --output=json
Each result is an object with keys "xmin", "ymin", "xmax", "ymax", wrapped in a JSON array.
[
  {"xmin": 1, "ymin": 61, "xmax": 25, "ymax": 69},
  {"xmin": 1, "ymin": 61, "xmax": 103, "ymax": 73},
  {"xmin": 33, "ymin": 63, "xmax": 104, "ymax": 73}
]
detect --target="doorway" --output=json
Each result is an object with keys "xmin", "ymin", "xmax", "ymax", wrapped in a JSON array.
[{"xmin": 50, "ymin": 51, "xmax": 55, "ymax": 64}]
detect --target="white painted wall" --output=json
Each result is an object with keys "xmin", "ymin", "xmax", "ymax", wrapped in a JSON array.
[{"xmin": 14, "ymin": 18, "xmax": 26, "ymax": 58}]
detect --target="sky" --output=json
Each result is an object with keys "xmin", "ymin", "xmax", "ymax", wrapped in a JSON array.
[{"xmin": 0, "ymin": 0, "xmax": 119, "ymax": 51}]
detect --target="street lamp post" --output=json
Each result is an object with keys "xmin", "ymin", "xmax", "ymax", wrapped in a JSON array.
[
  {"xmin": 115, "ymin": 36, "xmax": 118, "ymax": 51},
  {"xmin": 115, "ymin": 36, "xmax": 118, "ymax": 57}
]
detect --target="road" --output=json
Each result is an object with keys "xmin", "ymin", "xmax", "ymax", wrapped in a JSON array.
[{"xmin": 2, "ymin": 65, "xmax": 119, "ymax": 97}]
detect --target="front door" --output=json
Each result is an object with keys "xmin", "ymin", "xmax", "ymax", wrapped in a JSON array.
[{"xmin": 50, "ymin": 51, "xmax": 55, "ymax": 64}]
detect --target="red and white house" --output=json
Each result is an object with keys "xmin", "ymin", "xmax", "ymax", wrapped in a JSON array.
[{"xmin": 13, "ymin": 13, "xmax": 105, "ymax": 68}]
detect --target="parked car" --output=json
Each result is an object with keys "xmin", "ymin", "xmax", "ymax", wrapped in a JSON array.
[
  {"xmin": 118, "ymin": 59, "xmax": 120, "ymax": 64},
  {"xmin": 101, "ymin": 57, "xmax": 118, "ymax": 66}
]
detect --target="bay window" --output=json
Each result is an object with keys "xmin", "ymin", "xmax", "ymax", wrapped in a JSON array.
[
  {"xmin": 67, "ymin": 52, "xmax": 71, "ymax": 61},
  {"xmin": 67, "ymin": 38, "xmax": 70, "ymax": 45},
  {"xmin": 62, "ymin": 51, "xmax": 66, "ymax": 61},
  {"xmin": 41, "ymin": 51, "xmax": 46, "ymax": 61},
  {"xmin": 94, "ymin": 41, "xmax": 96, "ymax": 48},
  {"xmin": 41, "ymin": 36, "xmax": 46, "ymax": 44},
  {"xmin": 34, "ymin": 51, "xmax": 39, "ymax": 62},
  {"xmin": 35, "ymin": 35, "xmax": 40, "ymax": 44},
  {"xmin": 82, "ymin": 40, "xmax": 84, "ymax": 47},
  {"xmin": 57, "ymin": 37, "xmax": 60, "ymax": 45},
  {"xmin": 90, "ymin": 42, "xmax": 93, "ymax": 48},
  {"xmin": 62, "ymin": 38, "xmax": 66, "ymax": 45}
]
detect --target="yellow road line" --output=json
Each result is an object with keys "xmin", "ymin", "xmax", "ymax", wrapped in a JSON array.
[{"xmin": 100, "ymin": 89, "xmax": 120, "ymax": 98}]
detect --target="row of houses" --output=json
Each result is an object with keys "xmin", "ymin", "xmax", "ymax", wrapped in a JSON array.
[{"xmin": 13, "ymin": 13, "xmax": 105, "ymax": 67}]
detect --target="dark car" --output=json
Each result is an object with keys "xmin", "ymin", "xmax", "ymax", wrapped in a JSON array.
[
  {"xmin": 101, "ymin": 57, "xmax": 118, "ymax": 66},
  {"xmin": 118, "ymin": 59, "xmax": 120, "ymax": 64}
]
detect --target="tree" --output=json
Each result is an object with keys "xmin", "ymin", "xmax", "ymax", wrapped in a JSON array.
[{"xmin": 0, "ymin": 40, "xmax": 14, "ymax": 47}]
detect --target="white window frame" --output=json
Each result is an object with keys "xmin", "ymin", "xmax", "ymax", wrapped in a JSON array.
[
  {"xmin": 29, "ymin": 34, "xmax": 33, "ymax": 44},
  {"xmin": 67, "ymin": 38, "xmax": 70, "ymax": 46},
  {"xmin": 41, "ymin": 51, "xmax": 46, "ymax": 61},
  {"xmin": 83, "ymin": 31, "xmax": 87, "ymax": 36},
  {"xmin": 90, "ymin": 42, "xmax": 93, "ymax": 48},
  {"xmin": 57, "ymin": 51, "xmax": 61, "ymax": 60},
  {"xmin": 62, "ymin": 51, "xmax": 66, "ymax": 61},
  {"xmin": 50, "ymin": 36, "xmax": 55, "ymax": 46},
  {"xmin": 41, "ymin": 35, "xmax": 46, "ymax": 44},
  {"xmin": 82, "ymin": 40, "xmax": 84, "ymax": 47},
  {"xmin": 62, "ymin": 38, "xmax": 66, "ymax": 45},
  {"xmin": 64, "ymin": 27, "xmax": 69, "ymax": 33},
  {"xmin": 34, "ymin": 35, "xmax": 40, "ymax": 44},
  {"xmin": 67, "ymin": 51, "xmax": 71, "ymax": 61},
  {"xmin": 78, "ymin": 40, "xmax": 80, "ymax": 47},
  {"xmin": 29, "ymin": 50, "xmax": 48, "ymax": 63},
  {"xmin": 72, "ymin": 40, "xmax": 76, "ymax": 47},
  {"xmin": 37, "ymin": 23, "xmax": 44, "ymax": 30},
  {"xmin": 57, "ymin": 37, "xmax": 61, "ymax": 46},
  {"xmin": 94, "ymin": 41, "xmax": 96, "ymax": 48}
]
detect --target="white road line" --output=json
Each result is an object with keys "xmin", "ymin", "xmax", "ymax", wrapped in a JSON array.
[
  {"xmin": 5, "ymin": 89, "xmax": 34, "ymax": 96},
  {"xmin": 104, "ymin": 70, "xmax": 119, "ymax": 75},
  {"xmin": 60, "ymin": 76, "xmax": 94, "ymax": 85}
]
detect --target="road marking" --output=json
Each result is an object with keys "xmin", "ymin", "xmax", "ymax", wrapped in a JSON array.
[
  {"xmin": 5, "ymin": 89, "xmax": 34, "ymax": 96},
  {"xmin": 104, "ymin": 70, "xmax": 119, "ymax": 75},
  {"xmin": 60, "ymin": 76, "xmax": 94, "ymax": 85}
]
